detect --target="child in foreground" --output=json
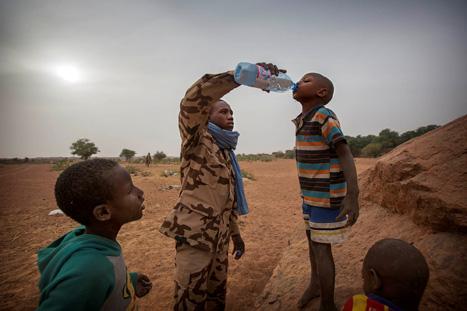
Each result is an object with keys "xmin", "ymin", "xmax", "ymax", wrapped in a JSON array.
[
  {"xmin": 343, "ymin": 239, "xmax": 430, "ymax": 311},
  {"xmin": 37, "ymin": 159, "xmax": 152, "ymax": 310}
]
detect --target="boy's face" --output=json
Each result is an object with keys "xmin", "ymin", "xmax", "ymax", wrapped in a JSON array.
[
  {"xmin": 106, "ymin": 165, "xmax": 145, "ymax": 224},
  {"xmin": 209, "ymin": 100, "xmax": 234, "ymax": 131},
  {"xmin": 293, "ymin": 73, "xmax": 326, "ymax": 103}
]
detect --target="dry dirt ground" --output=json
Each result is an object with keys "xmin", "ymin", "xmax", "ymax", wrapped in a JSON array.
[{"xmin": 0, "ymin": 159, "xmax": 375, "ymax": 310}]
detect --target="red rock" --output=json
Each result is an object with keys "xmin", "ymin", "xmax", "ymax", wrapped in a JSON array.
[{"xmin": 360, "ymin": 115, "xmax": 467, "ymax": 232}]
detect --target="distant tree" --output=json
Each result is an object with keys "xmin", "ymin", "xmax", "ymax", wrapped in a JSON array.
[
  {"xmin": 346, "ymin": 124, "xmax": 439, "ymax": 158},
  {"xmin": 346, "ymin": 135, "xmax": 376, "ymax": 157},
  {"xmin": 70, "ymin": 138, "xmax": 100, "ymax": 160},
  {"xmin": 120, "ymin": 149, "xmax": 136, "ymax": 162},
  {"xmin": 399, "ymin": 130, "xmax": 417, "ymax": 144},
  {"xmin": 399, "ymin": 125, "xmax": 439, "ymax": 144},
  {"xmin": 361, "ymin": 142, "xmax": 383, "ymax": 157},
  {"xmin": 153, "ymin": 151, "xmax": 167, "ymax": 162},
  {"xmin": 284, "ymin": 149, "xmax": 295, "ymax": 159},
  {"xmin": 272, "ymin": 151, "xmax": 285, "ymax": 158},
  {"xmin": 376, "ymin": 129, "xmax": 400, "ymax": 150}
]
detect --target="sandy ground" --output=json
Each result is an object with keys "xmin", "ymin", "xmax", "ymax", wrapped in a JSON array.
[{"xmin": 0, "ymin": 158, "xmax": 375, "ymax": 310}]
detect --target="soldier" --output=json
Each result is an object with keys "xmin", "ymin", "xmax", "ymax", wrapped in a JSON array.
[
  {"xmin": 145, "ymin": 153, "xmax": 151, "ymax": 167},
  {"xmin": 160, "ymin": 63, "xmax": 280, "ymax": 310}
]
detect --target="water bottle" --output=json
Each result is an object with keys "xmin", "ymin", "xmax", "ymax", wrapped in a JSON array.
[{"xmin": 234, "ymin": 62, "xmax": 297, "ymax": 93}]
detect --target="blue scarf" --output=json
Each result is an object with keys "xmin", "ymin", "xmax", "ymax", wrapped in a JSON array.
[{"xmin": 207, "ymin": 122, "xmax": 249, "ymax": 215}]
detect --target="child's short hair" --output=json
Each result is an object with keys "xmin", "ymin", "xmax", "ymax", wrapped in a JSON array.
[
  {"xmin": 308, "ymin": 73, "xmax": 334, "ymax": 104},
  {"xmin": 54, "ymin": 159, "xmax": 119, "ymax": 225},
  {"xmin": 364, "ymin": 239, "xmax": 429, "ymax": 308}
]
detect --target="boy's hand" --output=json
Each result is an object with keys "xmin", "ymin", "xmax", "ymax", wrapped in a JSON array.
[
  {"xmin": 335, "ymin": 142, "xmax": 360, "ymax": 227},
  {"xmin": 231, "ymin": 234, "xmax": 245, "ymax": 260},
  {"xmin": 135, "ymin": 273, "xmax": 152, "ymax": 298},
  {"xmin": 336, "ymin": 193, "xmax": 359, "ymax": 226}
]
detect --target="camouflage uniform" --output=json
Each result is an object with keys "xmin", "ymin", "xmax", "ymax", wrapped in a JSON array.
[{"xmin": 160, "ymin": 72, "xmax": 241, "ymax": 310}]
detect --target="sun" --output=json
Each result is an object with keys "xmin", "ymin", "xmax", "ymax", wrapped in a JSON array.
[{"xmin": 54, "ymin": 64, "xmax": 81, "ymax": 83}]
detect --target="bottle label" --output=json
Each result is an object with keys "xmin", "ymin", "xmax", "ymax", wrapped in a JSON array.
[{"xmin": 256, "ymin": 65, "xmax": 271, "ymax": 80}]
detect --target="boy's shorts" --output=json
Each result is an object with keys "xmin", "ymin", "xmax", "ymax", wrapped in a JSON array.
[{"xmin": 302, "ymin": 203, "xmax": 349, "ymax": 244}]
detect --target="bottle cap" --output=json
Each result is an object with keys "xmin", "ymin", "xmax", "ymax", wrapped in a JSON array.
[{"xmin": 292, "ymin": 82, "xmax": 298, "ymax": 93}]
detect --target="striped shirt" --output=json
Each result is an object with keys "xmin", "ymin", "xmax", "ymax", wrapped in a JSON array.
[{"xmin": 293, "ymin": 106, "xmax": 347, "ymax": 209}]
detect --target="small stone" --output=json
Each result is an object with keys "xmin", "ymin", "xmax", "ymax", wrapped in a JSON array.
[{"xmin": 48, "ymin": 209, "xmax": 64, "ymax": 216}]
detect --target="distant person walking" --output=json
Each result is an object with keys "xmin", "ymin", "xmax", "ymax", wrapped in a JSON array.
[{"xmin": 145, "ymin": 153, "xmax": 151, "ymax": 167}]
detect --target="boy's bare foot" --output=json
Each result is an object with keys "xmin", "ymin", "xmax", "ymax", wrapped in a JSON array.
[{"xmin": 297, "ymin": 282, "xmax": 320, "ymax": 308}]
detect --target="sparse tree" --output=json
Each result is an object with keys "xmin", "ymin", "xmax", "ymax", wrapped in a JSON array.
[
  {"xmin": 346, "ymin": 135, "xmax": 376, "ymax": 157},
  {"xmin": 376, "ymin": 129, "xmax": 400, "ymax": 150},
  {"xmin": 70, "ymin": 138, "xmax": 100, "ymax": 160},
  {"xmin": 153, "ymin": 151, "xmax": 167, "ymax": 162},
  {"xmin": 272, "ymin": 151, "xmax": 285, "ymax": 158},
  {"xmin": 361, "ymin": 142, "xmax": 383, "ymax": 157},
  {"xmin": 284, "ymin": 149, "xmax": 295, "ymax": 159},
  {"xmin": 120, "ymin": 149, "xmax": 136, "ymax": 162}
]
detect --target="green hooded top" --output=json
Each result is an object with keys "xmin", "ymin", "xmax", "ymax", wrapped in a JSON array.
[{"xmin": 37, "ymin": 227, "xmax": 138, "ymax": 311}]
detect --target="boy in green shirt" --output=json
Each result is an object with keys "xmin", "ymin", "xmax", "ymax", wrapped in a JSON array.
[{"xmin": 37, "ymin": 159, "xmax": 152, "ymax": 310}]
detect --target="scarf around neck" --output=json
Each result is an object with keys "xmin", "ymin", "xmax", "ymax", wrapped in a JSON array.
[{"xmin": 207, "ymin": 122, "xmax": 248, "ymax": 215}]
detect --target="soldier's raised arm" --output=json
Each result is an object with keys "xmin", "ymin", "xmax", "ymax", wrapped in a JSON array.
[{"xmin": 179, "ymin": 71, "xmax": 239, "ymax": 150}]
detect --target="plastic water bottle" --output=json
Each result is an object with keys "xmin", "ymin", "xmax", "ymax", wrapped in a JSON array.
[{"xmin": 234, "ymin": 62, "xmax": 297, "ymax": 92}]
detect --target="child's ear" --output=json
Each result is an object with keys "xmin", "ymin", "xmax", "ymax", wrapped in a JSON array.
[
  {"xmin": 369, "ymin": 268, "xmax": 382, "ymax": 291},
  {"xmin": 93, "ymin": 204, "xmax": 112, "ymax": 222},
  {"xmin": 317, "ymin": 87, "xmax": 328, "ymax": 99}
]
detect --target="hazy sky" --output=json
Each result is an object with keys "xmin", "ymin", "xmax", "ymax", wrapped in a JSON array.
[{"xmin": 1, "ymin": 0, "xmax": 466, "ymax": 157}]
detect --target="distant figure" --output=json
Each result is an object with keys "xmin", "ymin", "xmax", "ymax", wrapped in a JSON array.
[
  {"xmin": 343, "ymin": 239, "xmax": 429, "ymax": 311},
  {"xmin": 288, "ymin": 70, "xmax": 360, "ymax": 311},
  {"xmin": 36, "ymin": 159, "xmax": 152, "ymax": 310},
  {"xmin": 145, "ymin": 152, "xmax": 151, "ymax": 167}
]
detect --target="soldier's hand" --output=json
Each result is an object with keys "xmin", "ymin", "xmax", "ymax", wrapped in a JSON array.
[
  {"xmin": 255, "ymin": 63, "xmax": 287, "ymax": 93},
  {"xmin": 256, "ymin": 62, "xmax": 287, "ymax": 76},
  {"xmin": 231, "ymin": 234, "xmax": 245, "ymax": 260}
]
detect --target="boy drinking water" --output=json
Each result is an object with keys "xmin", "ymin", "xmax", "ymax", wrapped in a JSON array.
[
  {"xmin": 290, "ymin": 72, "xmax": 359, "ymax": 311},
  {"xmin": 37, "ymin": 159, "xmax": 152, "ymax": 310}
]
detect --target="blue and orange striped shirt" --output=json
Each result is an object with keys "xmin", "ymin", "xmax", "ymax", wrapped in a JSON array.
[{"xmin": 293, "ymin": 106, "xmax": 347, "ymax": 209}]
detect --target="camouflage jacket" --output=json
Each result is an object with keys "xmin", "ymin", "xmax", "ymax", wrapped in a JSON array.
[{"xmin": 159, "ymin": 72, "xmax": 241, "ymax": 253}]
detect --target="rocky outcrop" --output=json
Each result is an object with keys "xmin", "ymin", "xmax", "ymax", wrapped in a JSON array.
[{"xmin": 360, "ymin": 115, "xmax": 467, "ymax": 232}]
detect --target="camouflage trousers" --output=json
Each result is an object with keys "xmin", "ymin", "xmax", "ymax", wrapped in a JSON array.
[{"xmin": 174, "ymin": 242, "xmax": 229, "ymax": 311}]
